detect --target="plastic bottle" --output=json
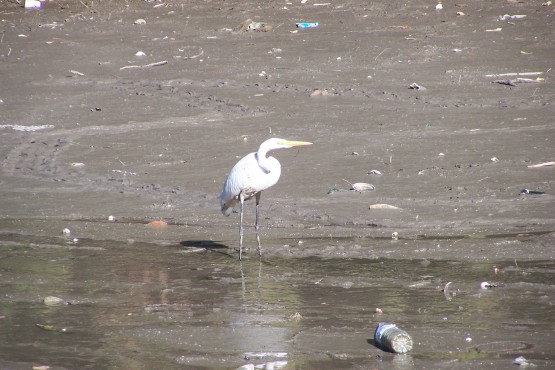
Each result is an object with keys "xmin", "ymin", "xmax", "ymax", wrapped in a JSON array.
[{"xmin": 374, "ymin": 322, "xmax": 413, "ymax": 353}]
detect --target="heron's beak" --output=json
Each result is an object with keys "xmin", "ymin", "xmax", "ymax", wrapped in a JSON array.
[{"xmin": 281, "ymin": 140, "xmax": 313, "ymax": 147}]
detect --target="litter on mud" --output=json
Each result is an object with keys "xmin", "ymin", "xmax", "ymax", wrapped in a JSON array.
[
  {"xmin": 236, "ymin": 19, "xmax": 272, "ymax": 32},
  {"xmin": 369, "ymin": 204, "xmax": 401, "ymax": 210},
  {"xmin": 481, "ymin": 281, "xmax": 505, "ymax": 289},
  {"xmin": 374, "ymin": 322, "xmax": 414, "ymax": 353},
  {"xmin": 498, "ymin": 14, "xmax": 527, "ymax": 21},
  {"xmin": 43, "ymin": 296, "xmax": 68, "ymax": 306},
  {"xmin": 24, "ymin": 0, "xmax": 42, "ymax": 9},
  {"xmin": 344, "ymin": 180, "xmax": 375, "ymax": 192},
  {"xmin": 296, "ymin": 22, "xmax": 319, "ymax": 28},
  {"xmin": 520, "ymin": 189, "xmax": 545, "ymax": 195},
  {"xmin": 146, "ymin": 220, "xmax": 169, "ymax": 228},
  {"xmin": 408, "ymin": 82, "xmax": 426, "ymax": 90}
]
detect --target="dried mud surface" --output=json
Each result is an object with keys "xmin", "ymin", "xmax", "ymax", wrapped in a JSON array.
[
  {"xmin": 0, "ymin": 0, "xmax": 554, "ymax": 369},
  {"xmin": 1, "ymin": 0, "xmax": 554, "ymax": 256}
]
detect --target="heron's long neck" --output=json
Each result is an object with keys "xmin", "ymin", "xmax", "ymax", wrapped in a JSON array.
[{"xmin": 255, "ymin": 149, "xmax": 273, "ymax": 173}]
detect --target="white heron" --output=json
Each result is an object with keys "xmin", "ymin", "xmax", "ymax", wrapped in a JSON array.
[{"xmin": 219, "ymin": 138, "xmax": 313, "ymax": 260}]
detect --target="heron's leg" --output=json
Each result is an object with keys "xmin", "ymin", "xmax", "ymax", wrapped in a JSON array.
[
  {"xmin": 255, "ymin": 192, "xmax": 262, "ymax": 258},
  {"xmin": 239, "ymin": 192, "xmax": 245, "ymax": 261}
]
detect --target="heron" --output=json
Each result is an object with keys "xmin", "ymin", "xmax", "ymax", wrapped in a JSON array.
[{"xmin": 219, "ymin": 138, "xmax": 313, "ymax": 260}]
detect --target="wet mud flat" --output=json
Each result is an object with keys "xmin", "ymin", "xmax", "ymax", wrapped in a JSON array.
[
  {"xmin": 0, "ymin": 233, "xmax": 554, "ymax": 369},
  {"xmin": 1, "ymin": 0, "xmax": 555, "ymax": 369}
]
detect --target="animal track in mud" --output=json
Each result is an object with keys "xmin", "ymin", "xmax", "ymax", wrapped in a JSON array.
[
  {"xmin": 109, "ymin": 79, "xmax": 266, "ymax": 115},
  {"xmin": 1, "ymin": 113, "xmax": 222, "ymax": 201},
  {"xmin": 3, "ymin": 138, "xmax": 73, "ymax": 179}
]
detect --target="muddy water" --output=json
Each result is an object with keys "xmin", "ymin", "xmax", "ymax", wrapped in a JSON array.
[{"xmin": 0, "ymin": 232, "xmax": 553, "ymax": 370}]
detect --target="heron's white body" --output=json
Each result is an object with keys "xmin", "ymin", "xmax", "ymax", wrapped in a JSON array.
[
  {"xmin": 219, "ymin": 138, "xmax": 312, "ymax": 259},
  {"xmin": 220, "ymin": 143, "xmax": 281, "ymax": 216}
]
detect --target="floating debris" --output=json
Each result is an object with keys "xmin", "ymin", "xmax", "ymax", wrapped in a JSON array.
[
  {"xmin": 243, "ymin": 352, "xmax": 288, "ymax": 360},
  {"xmin": 289, "ymin": 312, "xmax": 302, "ymax": 321},
  {"xmin": 481, "ymin": 281, "xmax": 505, "ymax": 289},
  {"xmin": 367, "ymin": 169, "xmax": 383, "ymax": 175},
  {"xmin": 35, "ymin": 323, "xmax": 70, "ymax": 333},
  {"xmin": 43, "ymin": 296, "xmax": 67, "ymax": 306},
  {"xmin": 235, "ymin": 361, "xmax": 287, "ymax": 370}
]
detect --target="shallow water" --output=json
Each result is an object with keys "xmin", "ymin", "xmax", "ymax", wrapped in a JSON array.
[{"xmin": 0, "ymin": 233, "xmax": 554, "ymax": 369}]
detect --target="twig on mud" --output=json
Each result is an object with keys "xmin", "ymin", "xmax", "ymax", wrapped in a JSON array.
[
  {"xmin": 120, "ymin": 60, "xmax": 168, "ymax": 70},
  {"xmin": 375, "ymin": 48, "xmax": 389, "ymax": 61},
  {"xmin": 69, "ymin": 70, "xmax": 85, "ymax": 76},
  {"xmin": 527, "ymin": 161, "xmax": 555, "ymax": 168},
  {"xmin": 183, "ymin": 49, "xmax": 204, "ymax": 60},
  {"xmin": 485, "ymin": 72, "xmax": 543, "ymax": 77},
  {"xmin": 493, "ymin": 77, "xmax": 544, "ymax": 87},
  {"xmin": 450, "ymin": 238, "xmax": 464, "ymax": 246}
]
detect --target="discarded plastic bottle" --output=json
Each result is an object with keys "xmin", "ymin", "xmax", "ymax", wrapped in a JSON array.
[
  {"xmin": 296, "ymin": 22, "xmax": 319, "ymax": 28},
  {"xmin": 374, "ymin": 322, "xmax": 413, "ymax": 353}
]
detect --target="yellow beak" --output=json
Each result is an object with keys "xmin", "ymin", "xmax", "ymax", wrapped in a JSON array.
[{"xmin": 280, "ymin": 140, "xmax": 313, "ymax": 147}]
